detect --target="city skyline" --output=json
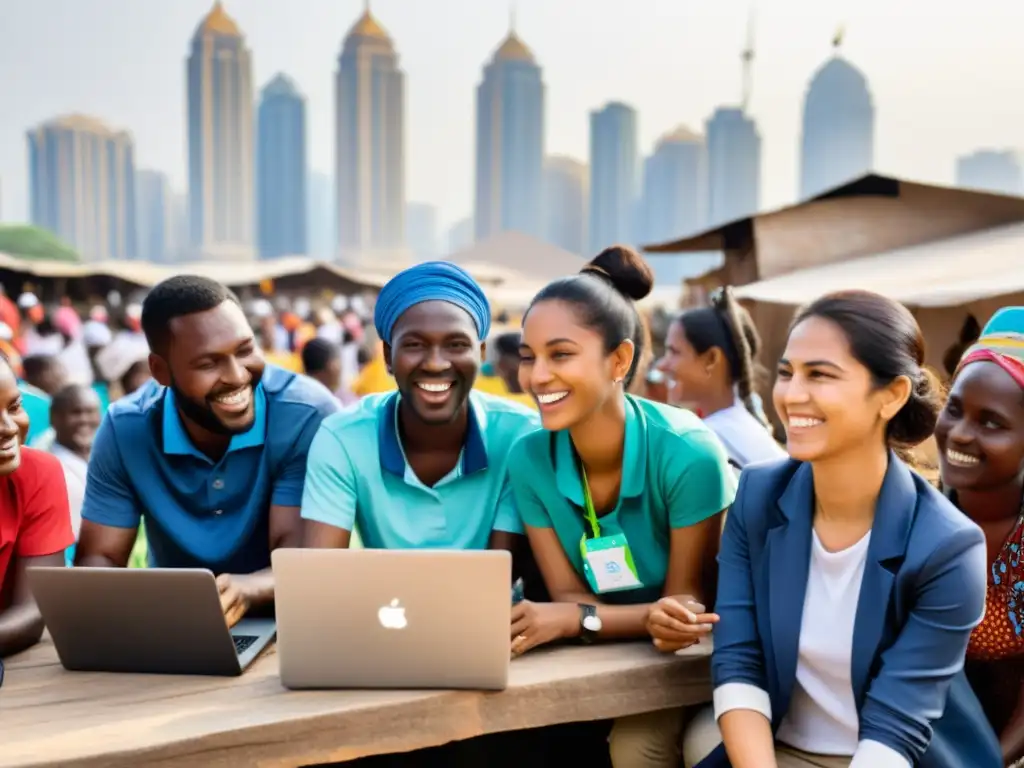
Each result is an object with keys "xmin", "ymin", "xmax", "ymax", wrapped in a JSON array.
[{"xmin": 3, "ymin": 0, "xmax": 1024, "ymax": 241}]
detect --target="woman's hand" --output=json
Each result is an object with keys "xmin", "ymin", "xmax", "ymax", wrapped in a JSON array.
[
  {"xmin": 510, "ymin": 601, "xmax": 578, "ymax": 657},
  {"xmin": 646, "ymin": 595, "xmax": 718, "ymax": 652}
]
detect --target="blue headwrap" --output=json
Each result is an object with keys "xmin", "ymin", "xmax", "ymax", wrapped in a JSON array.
[{"xmin": 373, "ymin": 261, "xmax": 491, "ymax": 344}]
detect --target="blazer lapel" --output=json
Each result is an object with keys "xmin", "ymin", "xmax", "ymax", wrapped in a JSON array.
[
  {"xmin": 768, "ymin": 462, "xmax": 815, "ymax": 723},
  {"xmin": 850, "ymin": 452, "xmax": 916, "ymax": 707}
]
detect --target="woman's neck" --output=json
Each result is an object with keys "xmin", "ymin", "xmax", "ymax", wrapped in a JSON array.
[
  {"xmin": 694, "ymin": 384, "xmax": 736, "ymax": 419},
  {"xmin": 811, "ymin": 441, "xmax": 890, "ymax": 523},
  {"xmin": 956, "ymin": 479, "xmax": 1023, "ymax": 524},
  {"xmin": 569, "ymin": 394, "xmax": 627, "ymax": 475}
]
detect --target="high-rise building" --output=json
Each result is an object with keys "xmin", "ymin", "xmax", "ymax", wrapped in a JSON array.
[
  {"xmin": 186, "ymin": 1, "xmax": 255, "ymax": 260},
  {"xmin": 589, "ymin": 102, "xmax": 638, "ymax": 253},
  {"xmin": 642, "ymin": 127, "xmax": 706, "ymax": 243},
  {"xmin": 335, "ymin": 5, "xmax": 405, "ymax": 265},
  {"xmin": 27, "ymin": 114, "xmax": 137, "ymax": 261},
  {"xmin": 543, "ymin": 156, "xmax": 588, "ymax": 255},
  {"xmin": 799, "ymin": 51, "xmax": 875, "ymax": 200},
  {"xmin": 956, "ymin": 150, "xmax": 1024, "ymax": 197},
  {"xmin": 474, "ymin": 22, "xmax": 545, "ymax": 242},
  {"xmin": 307, "ymin": 171, "xmax": 335, "ymax": 261},
  {"xmin": 406, "ymin": 202, "xmax": 439, "ymax": 262},
  {"xmin": 136, "ymin": 169, "xmax": 174, "ymax": 263},
  {"xmin": 257, "ymin": 73, "xmax": 307, "ymax": 259},
  {"xmin": 706, "ymin": 107, "xmax": 761, "ymax": 225}
]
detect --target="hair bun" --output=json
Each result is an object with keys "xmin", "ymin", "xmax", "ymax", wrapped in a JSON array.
[{"xmin": 582, "ymin": 245, "xmax": 654, "ymax": 302}]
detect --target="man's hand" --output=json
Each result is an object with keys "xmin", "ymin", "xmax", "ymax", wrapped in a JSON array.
[
  {"xmin": 216, "ymin": 573, "xmax": 255, "ymax": 628},
  {"xmin": 646, "ymin": 595, "xmax": 718, "ymax": 652}
]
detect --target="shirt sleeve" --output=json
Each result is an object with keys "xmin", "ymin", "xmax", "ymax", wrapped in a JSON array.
[
  {"xmin": 16, "ymin": 451, "xmax": 75, "ymax": 557},
  {"xmin": 271, "ymin": 396, "xmax": 340, "ymax": 508},
  {"xmin": 492, "ymin": 474, "xmax": 524, "ymax": 535},
  {"xmin": 300, "ymin": 423, "xmax": 358, "ymax": 532},
  {"xmin": 81, "ymin": 414, "xmax": 141, "ymax": 529},
  {"xmin": 506, "ymin": 437, "xmax": 553, "ymax": 529},
  {"xmin": 850, "ymin": 740, "xmax": 912, "ymax": 768},
  {"xmin": 664, "ymin": 428, "xmax": 738, "ymax": 528}
]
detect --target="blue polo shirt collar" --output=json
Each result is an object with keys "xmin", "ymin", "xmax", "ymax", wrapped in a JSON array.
[
  {"xmin": 162, "ymin": 384, "xmax": 268, "ymax": 461},
  {"xmin": 377, "ymin": 392, "xmax": 489, "ymax": 477},
  {"xmin": 554, "ymin": 395, "xmax": 647, "ymax": 506}
]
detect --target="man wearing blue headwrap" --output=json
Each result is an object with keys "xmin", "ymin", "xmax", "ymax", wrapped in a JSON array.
[{"xmin": 300, "ymin": 260, "xmax": 540, "ymax": 554}]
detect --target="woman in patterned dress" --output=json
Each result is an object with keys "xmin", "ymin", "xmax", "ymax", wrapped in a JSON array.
[{"xmin": 935, "ymin": 306, "xmax": 1024, "ymax": 767}]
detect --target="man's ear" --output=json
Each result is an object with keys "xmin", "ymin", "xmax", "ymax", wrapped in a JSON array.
[{"xmin": 148, "ymin": 352, "xmax": 171, "ymax": 387}]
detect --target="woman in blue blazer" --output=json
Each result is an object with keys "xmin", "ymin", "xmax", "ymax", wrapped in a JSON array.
[{"xmin": 693, "ymin": 291, "xmax": 1000, "ymax": 768}]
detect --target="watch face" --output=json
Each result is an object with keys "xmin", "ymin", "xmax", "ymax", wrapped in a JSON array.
[{"xmin": 583, "ymin": 615, "xmax": 602, "ymax": 632}]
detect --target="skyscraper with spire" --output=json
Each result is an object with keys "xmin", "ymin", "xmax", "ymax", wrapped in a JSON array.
[
  {"xmin": 474, "ymin": 11, "xmax": 545, "ymax": 242},
  {"xmin": 335, "ymin": 2, "xmax": 405, "ymax": 266},
  {"xmin": 186, "ymin": 1, "xmax": 255, "ymax": 261},
  {"xmin": 705, "ymin": 11, "xmax": 761, "ymax": 225},
  {"xmin": 799, "ymin": 31, "xmax": 875, "ymax": 199}
]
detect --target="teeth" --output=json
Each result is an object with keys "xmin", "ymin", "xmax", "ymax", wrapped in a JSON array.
[
  {"xmin": 417, "ymin": 382, "xmax": 452, "ymax": 393},
  {"xmin": 947, "ymin": 449, "xmax": 979, "ymax": 466},
  {"xmin": 216, "ymin": 387, "xmax": 250, "ymax": 405},
  {"xmin": 536, "ymin": 391, "xmax": 569, "ymax": 405},
  {"xmin": 789, "ymin": 417, "xmax": 823, "ymax": 429}
]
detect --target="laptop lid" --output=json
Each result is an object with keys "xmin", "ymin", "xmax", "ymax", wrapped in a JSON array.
[
  {"xmin": 272, "ymin": 548, "xmax": 511, "ymax": 691},
  {"xmin": 26, "ymin": 567, "xmax": 269, "ymax": 676}
]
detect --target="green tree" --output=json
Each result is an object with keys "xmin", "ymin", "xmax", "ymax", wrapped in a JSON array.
[{"xmin": 0, "ymin": 225, "xmax": 81, "ymax": 262}]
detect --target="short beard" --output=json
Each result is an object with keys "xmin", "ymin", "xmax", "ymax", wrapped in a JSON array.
[{"xmin": 170, "ymin": 378, "xmax": 251, "ymax": 436}]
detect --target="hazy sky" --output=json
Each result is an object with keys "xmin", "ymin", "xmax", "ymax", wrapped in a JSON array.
[{"xmin": 1, "ymin": 0, "xmax": 1022, "ymax": 232}]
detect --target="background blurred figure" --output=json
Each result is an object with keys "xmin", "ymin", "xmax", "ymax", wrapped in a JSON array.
[
  {"xmin": 301, "ymin": 338, "xmax": 356, "ymax": 406},
  {"xmin": 47, "ymin": 383, "xmax": 102, "ymax": 564}
]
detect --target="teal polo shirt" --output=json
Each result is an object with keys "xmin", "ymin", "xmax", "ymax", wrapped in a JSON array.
[
  {"xmin": 18, "ymin": 382, "xmax": 51, "ymax": 445},
  {"xmin": 81, "ymin": 365, "xmax": 339, "ymax": 573},
  {"xmin": 507, "ymin": 395, "xmax": 736, "ymax": 604},
  {"xmin": 301, "ymin": 390, "xmax": 540, "ymax": 549}
]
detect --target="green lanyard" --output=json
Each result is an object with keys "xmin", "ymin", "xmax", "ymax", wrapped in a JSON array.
[{"xmin": 580, "ymin": 466, "xmax": 601, "ymax": 540}]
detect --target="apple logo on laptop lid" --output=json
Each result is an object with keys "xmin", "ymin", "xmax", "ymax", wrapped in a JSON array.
[{"xmin": 378, "ymin": 598, "xmax": 407, "ymax": 630}]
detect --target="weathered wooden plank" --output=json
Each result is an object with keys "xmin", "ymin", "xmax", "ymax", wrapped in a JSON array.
[{"xmin": 0, "ymin": 639, "xmax": 711, "ymax": 768}]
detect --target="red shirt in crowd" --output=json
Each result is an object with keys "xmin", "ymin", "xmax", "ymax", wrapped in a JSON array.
[{"xmin": 0, "ymin": 447, "xmax": 74, "ymax": 610}]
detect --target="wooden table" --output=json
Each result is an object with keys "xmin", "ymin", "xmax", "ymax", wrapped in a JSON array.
[{"xmin": 0, "ymin": 639, "xmax": 712, "ymax": 768}]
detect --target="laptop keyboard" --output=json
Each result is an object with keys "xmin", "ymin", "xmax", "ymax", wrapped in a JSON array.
[{"xmin": 233, "ymin": 635, "xmax": 258, "ymax": 655}]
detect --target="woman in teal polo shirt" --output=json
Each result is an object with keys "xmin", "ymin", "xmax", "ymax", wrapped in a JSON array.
[{"xmin": 507, "ymin": 246, "xmax": 737, "ymax": 768}]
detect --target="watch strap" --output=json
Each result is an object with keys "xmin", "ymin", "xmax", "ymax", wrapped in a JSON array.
[{"xmin": 578, "ymin": 603, "xmax": 599, "ymax": 644}]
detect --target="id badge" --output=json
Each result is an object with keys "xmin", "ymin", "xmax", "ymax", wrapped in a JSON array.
[{"xmin": 580, "ymin": 533, "xmax": 644, "ymax": 594}]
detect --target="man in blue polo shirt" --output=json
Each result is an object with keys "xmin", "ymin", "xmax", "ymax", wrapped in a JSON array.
[
  {"xmin": 75, "ymin": 276, "xmax": 338, "ymax": 625},
  {"xmin": 301, "ymin": 262, "xmax": 538, "ymax": 555}
]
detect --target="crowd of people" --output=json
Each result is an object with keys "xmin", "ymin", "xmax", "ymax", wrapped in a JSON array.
[{"xmin": 0, "ymin": 245, "xmax": 1021, "ymax": 768}]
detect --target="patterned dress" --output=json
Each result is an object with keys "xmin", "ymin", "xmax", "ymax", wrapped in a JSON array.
[
  {"xmin": 968, "ymin": 510, "xmax": 1024, "ymax": 662},
  {"xmin": 962, "ymin": 502, "xmax": 1024, "ymax": 762}
]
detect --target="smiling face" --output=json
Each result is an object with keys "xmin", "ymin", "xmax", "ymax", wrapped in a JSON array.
[
  {"xmin": 518, "ymin": 299, "xmax": 632, "ymax": 431},
  {"xmin": 149, "ymin": 300, "xmax": 265, "ymax": 436},
  {"xmin": 935, "ymin": 361, "xmax": 1024, "ymax": 492},
  {"xmin": 51, "ymin": 386, "xmax": 102, "ymax": 455},
  {"xmin": 656, "ymin": 319, "xmax": 716, "ymax": 408},
  {"xmin": 774, "ymin": 316, "xmax": 904, "ymax": 463},
  {"xmin": 0, "ymin": 362, "xmax": 28, "ymax": 475},
  {"xmin": 385, "ymin": 300, "xmax": 481, "ymax": 425}
]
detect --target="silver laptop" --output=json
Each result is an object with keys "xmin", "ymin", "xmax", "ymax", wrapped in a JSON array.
[
  {"xmin": 272, "ymin": 548, "xmax": 511, "ymax": 691},
  {"xmin": 27, "ymin": 567, "xmax": 276, "ymax": 677}
]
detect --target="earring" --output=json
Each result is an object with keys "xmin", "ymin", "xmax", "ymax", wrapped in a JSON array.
[{"xmin": 613, "ymin": 376, "xmax": 624, "ymax": 385}]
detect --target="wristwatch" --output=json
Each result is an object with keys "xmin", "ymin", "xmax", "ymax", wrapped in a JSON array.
[{"xmin": 578, "ymin": 603, "xmax": 602, "ymax": 644}]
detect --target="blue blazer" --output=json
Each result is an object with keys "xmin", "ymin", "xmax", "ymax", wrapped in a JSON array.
[{"xmin": 698, "ymin": 454, "xmax": 1000, "ymax": 768}]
